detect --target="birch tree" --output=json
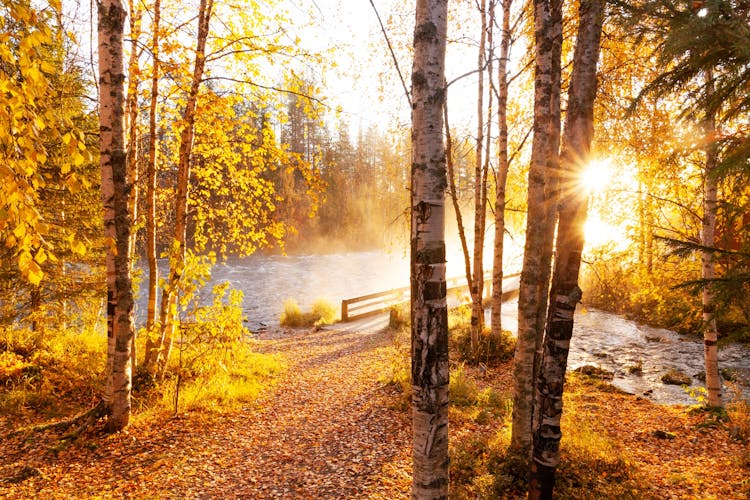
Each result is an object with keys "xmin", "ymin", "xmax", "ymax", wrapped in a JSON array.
[
  {"xmin": 141, "ymin": 0, "xmax": 163, "ymax": 372},
  {"xmin": 143, "ymin": 0, "xmax": 214, "ymax": 377},
  {"xmin": 470, "ymin": 0, "xmax": 489, "ymax": 348},
  {"xmin": 490, "ymin": 0, "xmax": 513, "ymax": 335},
  {"xmin": 511, "ymin": 0, "xmax": 562, "ymax": 455},
  {"xmin": 410, "ymin": 0, "xmax": 450, "ymax": 496},
  {"xmin": 701, "ymin": 73, "xmax": 722, "ymax": 407},
  {"xmin": 529, "ymin": 0, "xmax": 604, "ymax": 496},
  {"xmin": 98, "ymin": 0, "xmax": 136, "ymax": 430}
]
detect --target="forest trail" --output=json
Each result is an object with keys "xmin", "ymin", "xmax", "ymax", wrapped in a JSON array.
[{"xmin": 0, "ymin": 323, "xmax": 413, "ymax": 498}]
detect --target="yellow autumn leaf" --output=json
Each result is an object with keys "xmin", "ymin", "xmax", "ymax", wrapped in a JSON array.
[
  {"xmin": 34, "ymin": 248, "xmax": 47, "ymax": 264},
  {"xmin": 27, "ymin": 260, "xmax": 43, "ymax": 286},
  {"xmin": 71, "ymin": 238, "xmax": 86, "ymax": 256}
]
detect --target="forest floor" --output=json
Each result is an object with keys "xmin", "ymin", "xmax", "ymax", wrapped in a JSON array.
[{"xmin": 1, "ymin": 319, "xmax": 748, "ymax": 499}]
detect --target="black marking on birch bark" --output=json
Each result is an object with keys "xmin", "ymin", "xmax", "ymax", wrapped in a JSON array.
[
  {"xmin": 427, "ymin": 86, "xmax": 445, "ymax": 106},
  {"xmin": 414, "ymin": 200, "xmax": 432, "ymax": 224},
  {"xmin": 414, "ymin": 21, "xmax": 437, "ymax": 43},
  {"xmin": 704, "ymin": 339, "xmax": 717, "ymax": 346},
  {"xmin": 419, "ymin": 477, "xmax": 449, "ymax": 490},
  {"xmin": 412, "ymin": 70, "xmax": 427, "ymax": 89},
  {"xmin": 416, "ymin": 243, "xmax": 445, "ymax": 264},
  {"xmin": 703, "ymin": 303, "xmax": 715, "ymax": 314},
  {"xmin": 423, "ymin": 281, "xmax": 446, "ymax": 301},
  {"xmin": 111, "ymin": 151, "xmax": 128, "ymax": 182},
  {"xmin": 107, "ymin": 290, "xmax": 115, "ymax": 337}
]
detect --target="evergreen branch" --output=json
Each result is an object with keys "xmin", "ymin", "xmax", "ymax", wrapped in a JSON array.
[{"xmin": 655, "ymin": 235, "xmax": 750, "ymax": 258}]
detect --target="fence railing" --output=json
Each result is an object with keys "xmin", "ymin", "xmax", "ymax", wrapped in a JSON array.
[{"xmin": 340, "ymin": 272, "xmax": 521, "ymax": 323}]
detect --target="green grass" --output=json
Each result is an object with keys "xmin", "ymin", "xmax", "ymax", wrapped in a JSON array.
[{"xmin": 161, "ymin": 347, "xmax": 285, "ymax": 413}]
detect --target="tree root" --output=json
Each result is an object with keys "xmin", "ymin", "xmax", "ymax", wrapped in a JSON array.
[{"xmin": 6, "ymin": 399, "xmax": 108, "ymax": 441}]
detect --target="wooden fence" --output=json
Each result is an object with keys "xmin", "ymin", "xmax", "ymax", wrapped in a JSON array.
[{"xmin": 340, "ymin": 272, "xmax": 521, "ymax": 322}]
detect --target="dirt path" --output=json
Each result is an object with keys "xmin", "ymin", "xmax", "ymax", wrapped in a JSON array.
[{"xmin": 0, "ymin": 324, "xmax": 413, "ymax": 499}]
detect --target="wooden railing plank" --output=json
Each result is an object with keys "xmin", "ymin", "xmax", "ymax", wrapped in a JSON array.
[{"xmin": 340, "ymin": 272, "xmax": 520, "ymax": 323}]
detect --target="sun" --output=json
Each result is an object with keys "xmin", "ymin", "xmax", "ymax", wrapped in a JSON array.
[{"xmin": 579, "ymin": 158, "xmax": 612, "ymax": 193}]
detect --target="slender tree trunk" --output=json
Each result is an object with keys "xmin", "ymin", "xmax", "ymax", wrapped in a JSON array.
[
  {"xmin": 444, "ymin": 102, "xmax": 473, "ymax": 295},
  {"xmin": 30, "ymin": 287, "xmax": 41, "ymax": 332},
  {"xmin": 142, "ymin": 0, "xmax": 162, "ymax": 373},
  {"xmin": 470, "ymin": 0, "xmax": 488, "ymax": 349},
  {"xmin": 528, "ymin": 0, "xmax": 603, "ymax": 496},
  {"xmin": 510, "ymin": 0, "xmax": 558, "ymax": 456},
  {"xmin": 98, "ymin": 0, "xmax": 136, "ymax": 431},
  {"xmin": 480, "ymin": 0, "xmax": 494, "ymax": 304},
  {"xmin": 702, "ymin": 71, "xmax": 722, "ymax": 408},
  {"xmin": 125, "ymin": 0, "xmax": 141, "ymax": 374},
  {"xmin": 491, "ymin": 0, "xmax": 512, "ymax": 336},
  {"xmin": 531, "ymin": 0, "xmax": 563, "ymax": 436},
  {"xmin": 410, "ymin": 0, "xmax": 449, "ymax": 496},
  {"xmin": 155, "ymin": 0, "xmax": 213, "ymax": 378}
]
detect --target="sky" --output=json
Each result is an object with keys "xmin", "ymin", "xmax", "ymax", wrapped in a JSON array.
[
  {"xmin": 286, "ymin": 0, "xmax": 488, "ymax": 137},
  {"xmin": 61, "ymin": 0, "xmax": 495, "ymax": 138}
]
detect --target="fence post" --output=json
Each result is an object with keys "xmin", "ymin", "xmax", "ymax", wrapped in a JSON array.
[{"xmin": 341, "ymin": 300, "xmax": 349, "ymax": 322}]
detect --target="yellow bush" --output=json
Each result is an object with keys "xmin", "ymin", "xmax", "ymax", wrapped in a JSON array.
[{"xmin": 279, "ymin": 298, "xmax": 337, "ymax": 327}]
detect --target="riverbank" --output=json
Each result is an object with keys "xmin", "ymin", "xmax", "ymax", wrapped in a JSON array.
[{"xmin": 1, "ymin": 323, "xmax": 748, "ymax": 498}]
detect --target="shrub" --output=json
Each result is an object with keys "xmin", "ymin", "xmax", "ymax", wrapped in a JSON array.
[
  {"xmin": 450, "ymin": 363, "xmax": 478, "ymax": 406},
  {"xmin": 159, "ymin": 282, "xmax": 285, "ymax": 414},
  {"xmin": 279, "ymin": 298, "xmax": 338, "ymax": 328},
  {"xmin": 279, "ymin": 299, "xmax": 306, "ymax": 327},
  {"xmin": 388, "ymin": 303, "xmax": 410, "ymax": 330},
  {"xmin": 311, "ymin": 299, "xmax": 337, "ymax": 326},
  {"xmin": 727, "ymin": 383, "xmax": 750, "ymax": 444},
  {"xmin": 0, "ymin": 324, "xmax": 105, "ymax": 418},
  {"xmin": 451, "ymin": 327, "xmax": 516, "ymax": 366},
  {"xmin": 377, "ymin": 327, "xmax": 410, "ymax": 410}
]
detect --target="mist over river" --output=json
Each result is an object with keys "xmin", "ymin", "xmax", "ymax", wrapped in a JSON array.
[{"xmin": 137, "ymin": 251, "xmax": 750, "ymax": 405}]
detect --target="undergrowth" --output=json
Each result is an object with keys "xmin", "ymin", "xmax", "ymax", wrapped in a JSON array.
[
  {"xmin": 379, "ymin": 310, "xmax": 654, "ymax": 500},
  {"xmin": 0, "ymin": 281, "xmax": 285, "ymax": 428},
  {"xmin": 449, "ymin": 305, "xmax": 516, "ymax": 366},
  {"xmin": 0, "ymin": 325, "xmax": 104, "ymax": 418}
]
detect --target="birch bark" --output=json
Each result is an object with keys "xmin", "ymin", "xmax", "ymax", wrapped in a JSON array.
[
  {"xmin": 142, "ymin": 0, "xmax": 162, "ymax": 372},
  {"xmin": 153, "ymin": 0, "xmax": 213, "ymax": 378},
  {"xmin": 98, "ymin": 0, "xmax": 135, "ymax": 430},
  {"xmin": 125, "ymin": 0, "xmax": 141, "ymax": 374},
  {"xmin": 511, "ymin": 0, "xmax": 558, "ymax": 455},
  {"xmin": 491, "ymin": 0, "xmax": 512, "ymax": 336},
  {"xmin": 529, "ymin": 0, "xmax": 603, "ymax": 496},
  {"xmin": 702, "ymin": 71, "xmax": 722, "ymax": 408},
  {"xmin": 410, "ymin": 0, "xmax": 450, "ymax": 496},
  {"xmin": 470, "ymin": 0, "xmax": 488, "ymax": 348}
]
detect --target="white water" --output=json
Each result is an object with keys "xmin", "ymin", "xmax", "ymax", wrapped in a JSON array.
[
  {"xmin": 500, "ymin": 299, "xmax": 750, "ymax": 405},
  {"xmin": 137, "ymin": 251, "xmax": 750, "ymax": 405}
]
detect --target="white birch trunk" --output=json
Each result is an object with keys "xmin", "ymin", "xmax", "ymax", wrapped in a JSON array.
[
  {"xmin": 98, "ymin": 0, "xmax": 135, "ymax": 431},
  {"xmin": 702, "ymin": 72, "xmax": 722, "ymax": 407},
  {"xmin": 155, "ymin": 0, "xmax": 213, "ymax": 378},
  {"xmin": 491, "ymin": 0, "xmax": 512, "ymax": 336},
  {"xmin": 529, "ymin": 0, "xmax": 603, "ymax": 496},
  {"xmin": 470, "ymin": 0, "xmax": 488, "ymax": 348},
  {"xmin": 511, "ymin": 0, "xmax": 556, "ymax": 455},
  {"xmin": 125, "ymin": 0, "xmax": 141, "ymax": 374},
  {"xmin": 410, "ymin": 0, "xmax": 449, "ymax": 496},
  {"xmin": 142, "ymin": 0, "xmax": 162, "ymax": 373}
]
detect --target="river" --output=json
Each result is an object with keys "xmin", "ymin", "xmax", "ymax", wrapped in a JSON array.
[{"xmin": 137, "ymin": 251, "xmax": 750, "ymax": 405}]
